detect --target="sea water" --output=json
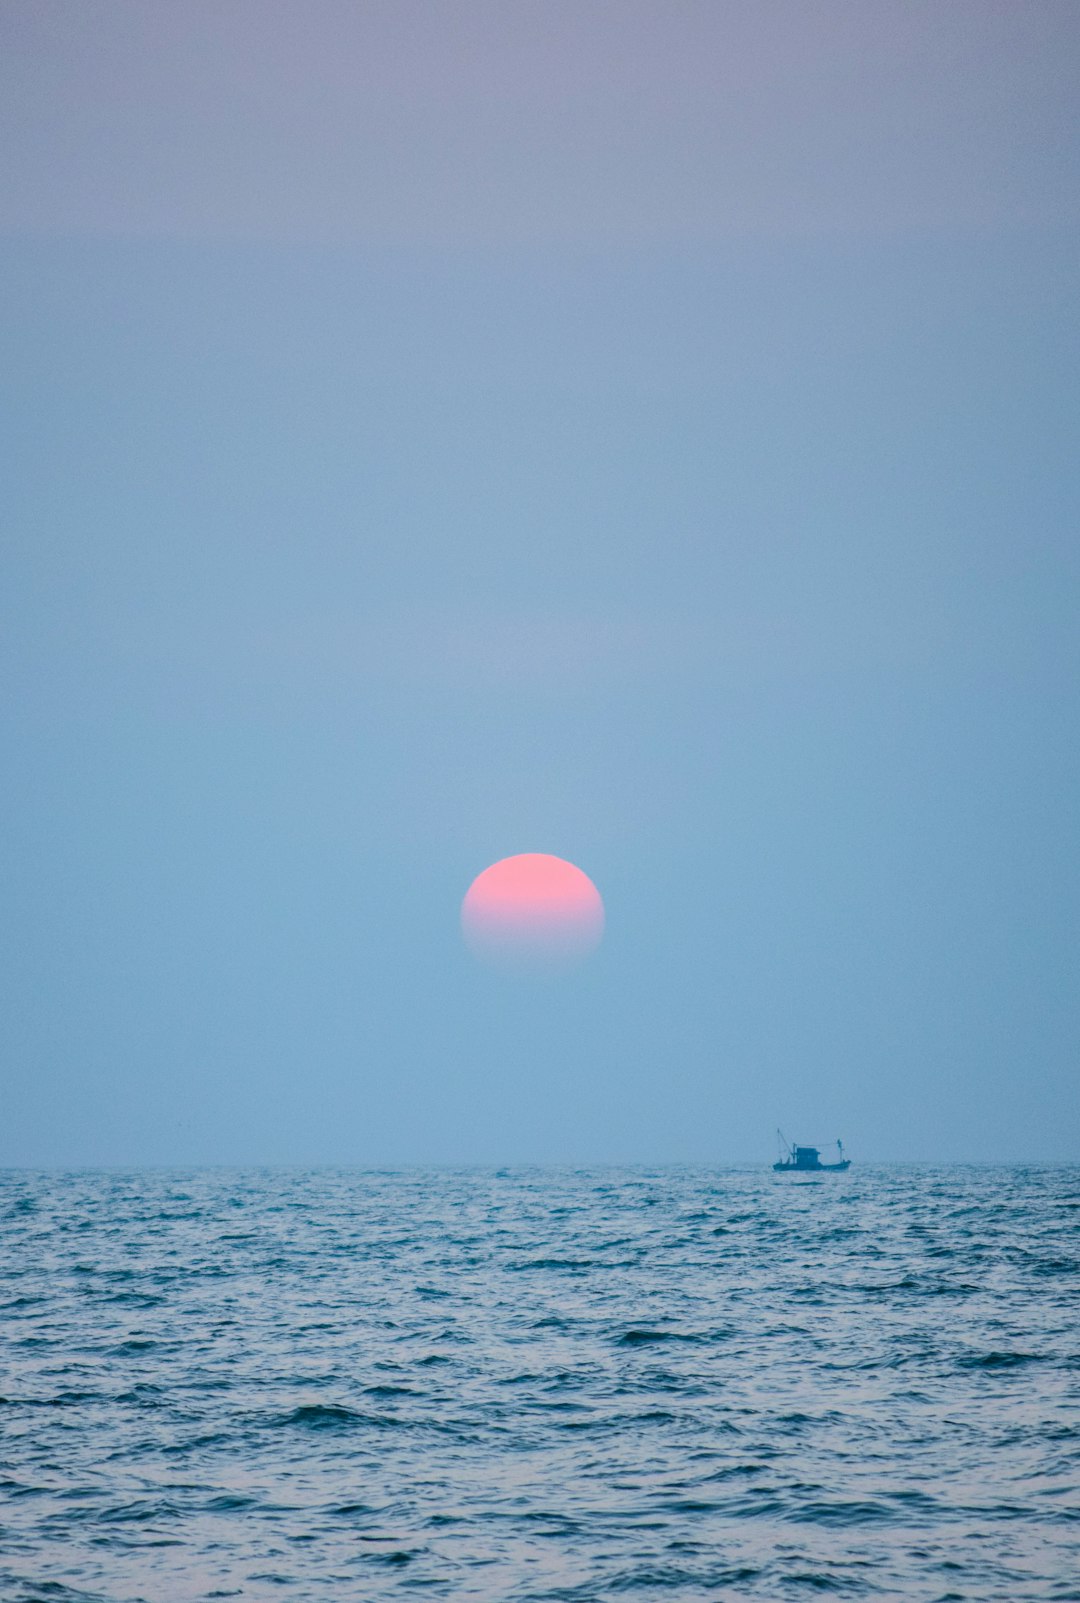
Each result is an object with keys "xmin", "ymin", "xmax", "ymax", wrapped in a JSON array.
[{"xmin": 1, "ymin": 1166, "xmax": 1077, "ymax": 1601}]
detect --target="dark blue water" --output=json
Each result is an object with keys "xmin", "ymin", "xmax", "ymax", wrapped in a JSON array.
[{"xmin": 1, "ymin": 1167, "xmax": 1078, "ymax": 1601}]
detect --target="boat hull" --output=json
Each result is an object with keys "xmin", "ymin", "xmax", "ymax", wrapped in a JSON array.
[{"xmin": 773, "ymin": 1159, "xmax": 850, "ymax": 1172}]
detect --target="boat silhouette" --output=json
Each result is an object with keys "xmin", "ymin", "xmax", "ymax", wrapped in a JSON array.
[{"xmin": 773, "ymin": 1131, "xmax": 850, "ymax": 1172}]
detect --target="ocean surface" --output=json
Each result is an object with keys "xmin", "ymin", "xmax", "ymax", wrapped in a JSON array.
[{"xmin": 1, "ymin": 1166, "xmax": 1078, "ymax": 1602}]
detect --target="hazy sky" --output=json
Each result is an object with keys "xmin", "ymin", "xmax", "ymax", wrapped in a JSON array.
[{"xmin": 2, "ymin": 2, "xmax": 1078, "ymax": 1164}]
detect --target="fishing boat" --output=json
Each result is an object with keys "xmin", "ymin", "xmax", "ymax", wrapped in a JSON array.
[{"xmin": 773, "ymin": 1131, "xmax": 850, "ymax": 1172}]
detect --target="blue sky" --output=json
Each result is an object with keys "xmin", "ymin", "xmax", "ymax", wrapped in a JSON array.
[{"xmin": 2, "ymin": 2, "xmax": 1078, "ymax": 1163}]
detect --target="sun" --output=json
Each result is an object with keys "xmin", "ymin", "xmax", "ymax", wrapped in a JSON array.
[{"xmin": 461, "ymin": 853, "xmax": 605, "ymax": 971}]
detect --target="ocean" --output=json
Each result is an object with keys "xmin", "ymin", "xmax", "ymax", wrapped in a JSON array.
[{"xmin": 1, "ymin": 1165, "xmax": 1077, "ymax": 1601}]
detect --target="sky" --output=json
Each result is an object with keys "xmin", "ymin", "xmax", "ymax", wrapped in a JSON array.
[{"xmin": 1, "ymin": 1, "xmax": 1078, "ymax": 1165}]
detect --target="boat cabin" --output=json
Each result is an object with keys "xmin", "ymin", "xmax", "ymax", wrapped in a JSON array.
[{"xmin": 793, "ymin": 1146, "xmax": 821, "ymax": 1169}]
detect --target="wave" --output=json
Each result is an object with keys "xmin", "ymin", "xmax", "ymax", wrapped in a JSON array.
[{"xmin": 2, "ymin": 1163, "xmax": 1077, "ymax": 1600}]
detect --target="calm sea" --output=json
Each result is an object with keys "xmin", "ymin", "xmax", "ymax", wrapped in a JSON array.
[{"xmin": 1, "ymin": 1166, "xmax": 1077, "ymax": 1601}]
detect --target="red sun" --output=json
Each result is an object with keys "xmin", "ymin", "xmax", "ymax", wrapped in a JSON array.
[{"xmin": 461, "ymin": 853, "xmax": 605, "ymax": 970}]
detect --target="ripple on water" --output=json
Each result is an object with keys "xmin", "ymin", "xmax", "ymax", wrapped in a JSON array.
[{"xmin": 1, "ymin": 1164, "xmax": 1078, "ymax": 1601}]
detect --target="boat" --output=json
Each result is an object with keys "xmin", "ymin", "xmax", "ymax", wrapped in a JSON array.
[{"xmin": 773, "ymin": 1130, "xmax": 850, "ymax": 1172}]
